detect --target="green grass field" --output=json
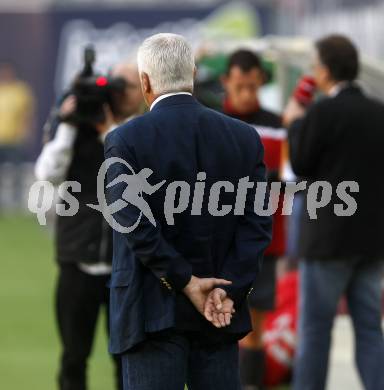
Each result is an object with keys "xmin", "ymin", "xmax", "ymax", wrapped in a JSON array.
[{"xmin": 0, "ymin": 214, "xmax": 115, "ymax": 389}]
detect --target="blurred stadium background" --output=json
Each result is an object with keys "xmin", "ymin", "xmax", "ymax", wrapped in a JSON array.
[{"xmin": 1, "ymin": 0, "xmax": 383, "ymax": 389}]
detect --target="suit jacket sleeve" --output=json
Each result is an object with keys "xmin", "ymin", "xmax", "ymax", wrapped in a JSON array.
[
  {"xmin": 104, "ymin": 130, "xmax": 192, "ymax": 291},
  {"xmin": 288, "ymin": 103, "xmax": 328, "ymax": 178},
  {"xmin": 220, "ymin": 130, "xmax": 273, "ymax": 307}
]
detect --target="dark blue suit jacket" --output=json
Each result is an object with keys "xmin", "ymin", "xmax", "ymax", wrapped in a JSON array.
[{"xmin": 104, "ymin": 94, "xmax": 272, "ymax": 354}]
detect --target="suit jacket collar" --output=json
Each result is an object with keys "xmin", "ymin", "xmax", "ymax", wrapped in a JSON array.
[{"xmin": 150, "ymin": 93, "xmax": 198, "ymax": 112}]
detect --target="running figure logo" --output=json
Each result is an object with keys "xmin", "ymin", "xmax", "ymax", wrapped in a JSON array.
[{"xmin": 88, "ymin": 157, "xmax": 165, "ymax": 233}]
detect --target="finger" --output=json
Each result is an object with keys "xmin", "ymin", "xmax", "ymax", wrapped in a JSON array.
[
  {"xmin": 212, "ymin": 278, "xmax": 232, "ymax": 286},
  {"xmin": 212, "ymin": 289, "xmax": 224, "ymax": 311},
  {"xmin": 224, "ymin": 312, "xmax": 232, "ymax": 326},
  {"xmin": 212, "ymin": 312, "xmax": 221, "ymax": 328},
  {"xmin": 218, "ymin": 313, "xmax": 226, "ymax": 327},
  {"xmin": 226, "ymin": 302, "xmax": 235, "ymax": 314},
  {"xmin": 204, "ymin": 300, "xmax": 214, "ymax": 322},
  {"xmin": 201, "ymin": 278, "xmax": 231, "ymax": 292},
  {"xmin": 205, "ymin": 309, "xmax": 213, "ymax": 322},
  {"xmin": 212, "ymin": 312, "xmax": 220, "ymax": 328}
]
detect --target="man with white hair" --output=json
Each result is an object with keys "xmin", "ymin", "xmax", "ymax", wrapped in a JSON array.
[{"xmin": 105, "ymin": 33, "xmax": 271, "ymax": 389}]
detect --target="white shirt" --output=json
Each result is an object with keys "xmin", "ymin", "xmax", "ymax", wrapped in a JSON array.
[
  {"xmin": 35, "ymin": 123, "xmax": 77, "ymax": 185},
  {"xmin": 35, "ymin": 123, "xmax": 117, "ymax": 184},
  {"xmin": 150, "ymin": 92, "xmax": 192, "ymax": 111},
  {"xmin": 328, "ymin": 82, "xmax": 350, "ymax": 98}
]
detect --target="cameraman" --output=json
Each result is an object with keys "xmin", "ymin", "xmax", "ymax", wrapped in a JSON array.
[{"xmin": 35, "ymin": 61, "xmax": 144, "ymax": 390}]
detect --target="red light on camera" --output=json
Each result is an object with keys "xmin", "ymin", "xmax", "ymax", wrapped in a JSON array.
[{"xmin": 96, "ymin": 77, "xmax": 108, "ymax": 87}]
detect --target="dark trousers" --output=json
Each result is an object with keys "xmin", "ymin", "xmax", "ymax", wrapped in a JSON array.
[
  {"xmin": 121, "ymin": 330, "xmax": 241, "ymax": 390},
  {"xmin": 56, "ymin": 264, "xmax": 123, "ymax": 390}
]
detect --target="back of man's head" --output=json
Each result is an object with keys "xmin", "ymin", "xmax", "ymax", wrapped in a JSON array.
[
  {"xmin": 137, "ymin": 33, "xmax": 195, "ymax": 95},
  {"xmin": 315, "ymin": 34, "xmax": 359, "ymax": 83}
]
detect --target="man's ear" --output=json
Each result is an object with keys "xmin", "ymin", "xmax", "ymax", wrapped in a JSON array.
[{"xmin": 141, "ymin": 72, "xmax": 151, "ymax": 94}]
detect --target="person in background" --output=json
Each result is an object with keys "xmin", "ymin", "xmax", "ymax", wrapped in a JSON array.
[
  {"xmin": 285, "ymin": 34, "xmax": 384, "ymax": 390},
  {"xmin": 35, "ymin": 61, "xmax": 144, "ymax": 390},
  {"xmin": 221, "ymin": 49, "xmax": 286, "ymax": 390},
  {"xmin": 110, "ymin": 62, "xmax": 147, "ymax": 123},
  {"xmin": 0, "ymin": 61, "xmax": 34, "ymax": 208}
]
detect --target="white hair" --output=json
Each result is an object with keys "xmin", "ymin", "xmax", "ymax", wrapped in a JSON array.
[{"xmin": 137, "ymin": 33, "xmax": 195, "ymax": 95}]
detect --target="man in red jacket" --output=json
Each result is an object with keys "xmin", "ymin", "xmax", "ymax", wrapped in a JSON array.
[{"xmin": 221, "ymin": 49, "xmax": 286, "ymax": 390}]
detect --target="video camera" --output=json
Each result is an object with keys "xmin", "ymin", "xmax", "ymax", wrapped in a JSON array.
[{"xmin": 64, "ymin": 45, "xmax": 128, "ymax": 128}]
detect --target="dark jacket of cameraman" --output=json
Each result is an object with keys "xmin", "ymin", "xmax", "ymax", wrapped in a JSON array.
[{"xmin": 35, "ymin": 121, "xmax": 112, "ymax": 265}]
